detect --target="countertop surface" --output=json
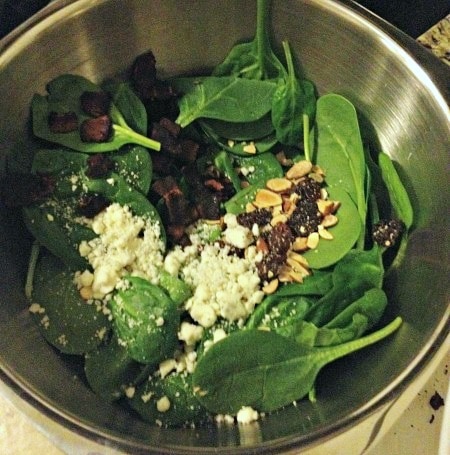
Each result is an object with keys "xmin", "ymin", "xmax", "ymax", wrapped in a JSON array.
[{"xmin": 0, "ymin": 4, "xmax": 449, "ymax": 455}]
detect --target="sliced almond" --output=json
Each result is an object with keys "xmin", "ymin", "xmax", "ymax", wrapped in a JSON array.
[
  {"xmin": 263, "ymin": 278, "xmax": 279, "ymax": 294},
  {"xmin": 307, "ymin": 232, "xmax": 320, "ymax": 249},
  {"xmin": 286, "ymin": 160, "xmax": 312, "ymax": 180},
  {"xmin": 292, "ymin": 236, "xmax": 309, "ymax": 252},
  {"xmin": 242, "ymin": 142, "xmax": 257, "ymax": 154},
  {"xmin": 311, "ymin": 164, "xmax": 325, "ymax": 176},
  {"xmin": 266, "ymin": 177, "xmax": 292, "ymax": 193},
  {"xmin": 318, "ymin": 226, "xmax": 334, "ymax": 239},
  {"xmin": 254, "ymin": 189, "xmax": 283, "ymax": 208},
  {"xmin": 309, "ymin": 172, "xmax": 324, "ymax": 183},
  {"xmin": 278, "ymin": 269, "xmax": 293, "ymax": 283},
  {"xmin": 322, "ymin": 214, "xmax": 338, "ymax": 227},
  {"xmin": 317, "ymin": 199, "xmax": 335, "ymax": 216},
  {"xmin": 289, "ymin": 192, "xmax": 300, "ymax": 204},
  {"xmin": 271, "ymin": 213, "xmax": 288, "ymax": 226},
  {"xmin": 288, "ymin": 251, "xmax": 309, "ymax": 268},
  {"xmin": 272, "ymin": 203, "xmax": 283, "ymax": 216},
  {"xmin": 288, "ymin": 269, "xmax": 305, "ymax": 283},
  {"xmin": 245, "ymin": 202, "xmax": 256, "ymax": 213},
  {"xmin": 286, "ymin": 258, "xmax": 310, "ymax": 277},
  {"xmin": 332, "ymin": 201, "xmax": 341, "ymax": 212}
]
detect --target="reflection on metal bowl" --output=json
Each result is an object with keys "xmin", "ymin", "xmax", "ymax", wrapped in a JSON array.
[{"xmin": 0, "ymin": 0, "xmax": 448, "ymax": 453}]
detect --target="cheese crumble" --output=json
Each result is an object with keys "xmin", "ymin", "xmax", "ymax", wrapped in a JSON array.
[
  {"xmin": 236, "ymin": 406, "xmax": 259, "ymax": 424},
  {"xmin": 77, "ymin": 203, "xmax": 164, "ymax": 299},
  {"xmin": 164, "ymin": 224, "xmax": 264, "ymax": 328}
]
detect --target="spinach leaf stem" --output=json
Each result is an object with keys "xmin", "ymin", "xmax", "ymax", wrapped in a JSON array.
[
  {"xmin": 113, "ymin": 124, "xmax": 161, "ymax": 151},
  {"xmin": 303, "ymin": 113, "xmax": 311, "ymax": 162},
  {"xmin": 25, "ymin": 241, "xmax": 40, "ymax": 300}
]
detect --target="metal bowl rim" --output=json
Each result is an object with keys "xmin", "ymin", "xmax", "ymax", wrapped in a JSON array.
[{"xmin": 0, "ymin": 0, "xmax": 449, "ymax": 453}]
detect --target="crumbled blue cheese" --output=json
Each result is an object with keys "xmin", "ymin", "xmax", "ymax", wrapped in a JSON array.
[
  {"xmin": 77, "ymin": 203, "xmax": 164, "ymax": 299},
  {"xmin": 215, "ymin": 413, "xmax": 235, "ymax": 425},
  {"xmin": 175, "ymin": 350, "xmax": 197, "ymax": 374},
  {"xmin": 159, "ymin": 358, "xmax": 177, "ymax": 378},
  {"xmin": 141, "ymin": 391, "xmax": 154, "ymax": 403},
  {"xmin": 178, "ymin": 321, "xmax": 204, "ymax": 346},
  {"xmin": 156, "ymin": 396, "xmax": 171, "ymax": 412},
  {"xmin": 57, "ymin": 334, "xmax": 68, "ymax": 347},
  {"xmin": 203, "ymin": 327, "xmax": 228, "ymax": 352},
  {"xmin": 29, "ymin": 302, "xmax": 45, "ymax": 314},
  {"xmin": 125, "ymin": 386, "xmax": 135, "ymax": 399},
  {"xmin": 239, "ymin": 165, "xmax": 255, "ymax": 177},
  {"xmin": 222, "ymin": 213, "xmax": 253, "ymax": 249},
  {"xmin": 75, "ymin": 269, "xmax": 94, "ymax": 288},
  {"xmin": 236, "ymin": 406, "xmax": 259, "ymax": 424},
  {"xmin": 164, "ymin": 225, "xmax": 264, "ymax": 328}
]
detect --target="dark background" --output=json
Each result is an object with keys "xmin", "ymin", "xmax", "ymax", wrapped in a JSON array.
[
  {"xmin": 0, "ymin": 0, "xmax": 449, "ymax": 39},
  {"xmin": 357, "ymin": 0, "xmax": 449, "ymax": 37}
]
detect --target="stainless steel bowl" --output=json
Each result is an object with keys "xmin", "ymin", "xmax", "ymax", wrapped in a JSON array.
[{"xmin": 0, "ymin": 0, "xmax": 448, "ymax": 453}]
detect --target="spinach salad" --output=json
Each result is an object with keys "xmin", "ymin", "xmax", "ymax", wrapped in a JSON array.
[{"xmin": 2, "ymin": 0, "xmax": 413, "ymax": 428}]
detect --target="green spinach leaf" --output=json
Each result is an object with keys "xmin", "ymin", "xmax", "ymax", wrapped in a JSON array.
[
  {"xmin": 213, "ymin": 150, "xmax": 242, "ymax": 192},
  {"xmin": 203, "ymin": 114, "xmax": 274, "ymax": 141},
  {"xmin": 305, "ymin": 246, "xmax": 384, "ymax": 326},
  {"xmin": 30, "ymin": 252, "xmax": 111, "ymax": 354},
  {"xmin": 212, "ymin": 0, "xmax": 285, "ymax": 80},
  {"xmin": 271, "ymin": 41, "xmax": 316, "ymax": 146},
  {"xmin": 32, "ymin": 74, "xmax": 160, "ymax": 153},
  {"xmin": 246, "ymin": 271, "xmax": 333, "ymax": 329},
  {"xmin": 200, "ymin": 120, "xmax": 278, "ymax": 156},
  {"xmin": 103, "ymin": 81, "xmax": 148, "ymax": 135},
  {"xmin": 303, "ymin": 186, "xmax": 361, "ymax": 269},
  {"xmin": 109, "ymin": 276, "xmax": 179, "ymax": 364},
  {"xmin": 172, "ymin": 76, "xmax": 277, "ymax": 128},
  {"xmin": 84, "ymin": 335, "xmax": 150, "ymax": 401},
  {"xmin": 378, "ymin": 152, "xmax": 413, "ymax": 229},
  {"xmin": 277, "ymin": 287, "xmax": 387, "ymax": 346},
  {"xmin": 129, "ymin": 372, "xmax": 207, "ymax": 426},
  {"xmin": 223, "ymin": 184, "xmax": 258, "ymax": 214},
  {"xmin": 159, "ymin": 270, "xmax": 192, "ymax": 307},
  {"xmin": 235, "ymin": 151, "xmax": 283, "ymax": 187},
  {"xmin": 192, "ymin": 317, "xmax": 402, "ymax": 414},
  {"xmin": 22, "ymin": 199, "xmax": 96, "ymax": 269},
  {"xmin": 32, "ymin": 145, "xmax": 152, "ymax": 196},
  {"xmin": 314, "ymin": 94, "xmax": 367, "ymax": 248}
]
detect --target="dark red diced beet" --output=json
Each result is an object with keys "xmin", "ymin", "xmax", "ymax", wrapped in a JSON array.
[
  {"xmin": 80, "ymin": 91, "xmax": 111, "ymax": 117},
  {"xmin": 77, "ymin": 193, "xmax": 109, "ymax": 218},
  {"xmin": 86, "ymin": 154, "xmax": 115, "ymax": 178},
  {"xmin": 131, "ymin": 51, "xmax": 157, "ymax": 95},
  {"xmin": 80, "ymin": 115, "xmax": 113, "ymax": 142}
]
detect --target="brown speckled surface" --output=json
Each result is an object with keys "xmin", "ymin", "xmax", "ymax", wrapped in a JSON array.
[{"xmin": 417, "ymin": 14, "xmax": 450, "ymax": 66}]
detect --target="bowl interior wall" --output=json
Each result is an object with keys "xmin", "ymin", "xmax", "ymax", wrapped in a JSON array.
[{"xmin": 0, "ymin": 0, "xmax": 448, "ymax": 452}]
